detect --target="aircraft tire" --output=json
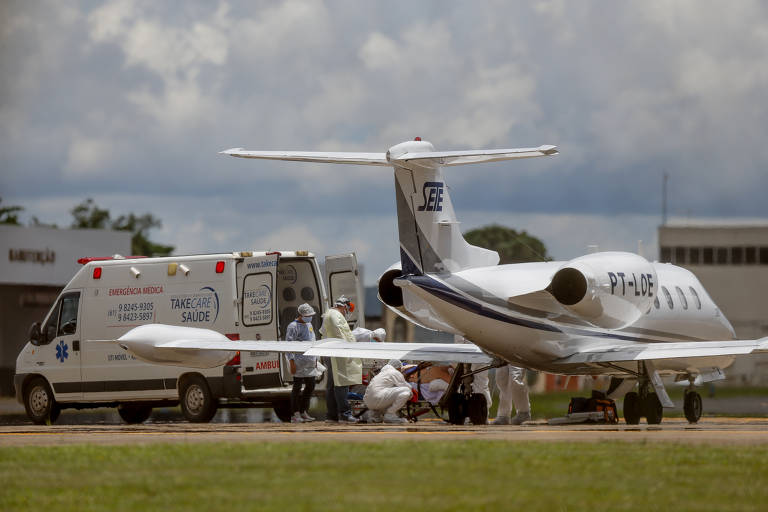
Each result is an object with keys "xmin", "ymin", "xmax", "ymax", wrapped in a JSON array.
[
  {"xmin": 180, "ymin": 375, "xmax": 218, "ymax": 423},
  {"xmin": 117, "ymin": 404, "xmax": 153, "ymax": 424},
  {"xmin": 643, "ymin": 392, "xmax": 663, "ymax": 424},
  {"xmin": 467, "ymin": 393, "xmax": 488, "ymax": 425},
  {"xmin": 446, "ymin": 393, "xmax": 465, "ymax": 425},
  {"xmin": 273, "ymin": 399, "xmax": 291, "ymax": 422},
  {"xmin": 683, "ymin": 391, "xmax": 702, "ymax": 424},
  {"xmin": 24, "ymin": 376, "xmax": 60, "ymax": 425},
  {"xmin": 623, "ymin": 392, "xmax": 641, "ymax": 425}
]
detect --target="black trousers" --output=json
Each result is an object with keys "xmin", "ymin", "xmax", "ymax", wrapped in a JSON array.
[{"xmin": 291, "ymin": 377, "xmax": 316, "ymax": 414}]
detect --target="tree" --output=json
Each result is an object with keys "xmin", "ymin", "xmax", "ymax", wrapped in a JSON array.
[
  {"xmin": 70, "ymin": 198, "xmax": 174, "ymax": 257},
  {"xmin": 464, "ymin": 224, "xmax": 550, "ymax": 264},
  {"xmin": 0, "ymin": 197, "xmax": 24, "ymax": 225}
]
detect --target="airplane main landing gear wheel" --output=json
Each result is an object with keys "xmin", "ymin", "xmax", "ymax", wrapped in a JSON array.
[
  {"xmin": 446, "ymin": 393, "xmax": 465, "ymax": 425},
  {"xmin": 467, "ymin": 393, "xmax": 488, "ymax": 425},
  {"xmin": 642, "ymin": 392, "xmax": 663, "ymax": 424},
  {"xmin": 117, "ymin": 404, "xmax": 153, "ymax": 424},
  {"xmin": 683, "ymin": 390, "xmax": 703, "ymax": 424},
  {"xmin": 623, "ymin": 391, "xmax": 641, "ymax": 425}
]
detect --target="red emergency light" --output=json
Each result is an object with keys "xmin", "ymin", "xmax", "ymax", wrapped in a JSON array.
[
  {"xmin": 93, "ymin": 267, "xmax": 102, "ymax": 279},
  {"xmin": 215, "ymin": 261, "xmax": 225, "ymax": 273}
]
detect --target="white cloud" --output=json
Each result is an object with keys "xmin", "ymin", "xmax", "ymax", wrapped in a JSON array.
[{"xmin": 64, "ymin": 136, "xmax": 115, "ymax": 177}]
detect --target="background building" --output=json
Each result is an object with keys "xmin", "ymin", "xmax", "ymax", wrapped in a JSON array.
[
  {"xmin": 0, "ymin": 225, "xmax": 131, "ymax": 395},
  {"xmin": 659, "ymin": 224, "xmax": 768, "ymax": 384}
]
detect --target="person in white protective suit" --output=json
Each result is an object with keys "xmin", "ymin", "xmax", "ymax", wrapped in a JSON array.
[
  {"xmin": 363, "ymin": 359, "xmax": 412, "ymax": 424},
  {"xmin": 492, "ymin": 365, "xmax": 531, "ymax": 425},
  {"xmin": 320, "ymin": 296, "xmax": 362, "ymax": 423}
]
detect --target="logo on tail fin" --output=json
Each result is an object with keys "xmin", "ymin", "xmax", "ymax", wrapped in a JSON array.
[{"xmin": 417, "ymin": 182, "xmax": 444, "ymax": 212}]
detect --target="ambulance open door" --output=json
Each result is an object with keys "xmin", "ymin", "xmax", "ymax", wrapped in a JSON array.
[
  {"xmin": 236, "ymin": 253, "xmax": 282, "ymax": 390},
  {"xmin": 324, "ymin": 253, "xmax": 365, "ymax": 329}
]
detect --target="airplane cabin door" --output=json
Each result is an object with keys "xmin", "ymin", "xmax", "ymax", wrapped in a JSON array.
[{"xmin": 324, "ymin": 253, "xmax": 365, "ymax": 329}]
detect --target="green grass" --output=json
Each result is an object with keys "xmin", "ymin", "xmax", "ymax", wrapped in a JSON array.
[{"xmin": 2, "ymin": 441, "xmax": 767, "ymax": 511}]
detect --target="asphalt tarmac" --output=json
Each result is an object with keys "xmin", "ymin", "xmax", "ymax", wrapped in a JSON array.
[{"xmin": 2, "ymin": 417, "xmax": 768, "ymax": 446}]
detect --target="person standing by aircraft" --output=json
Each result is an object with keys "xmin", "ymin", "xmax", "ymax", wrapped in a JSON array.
[
  {"xmin": 285, "ymin": 304, "xmax": 321, "ymax": 423},
  {"xmin": 492, "ymin": 365, "xmax": 531, "ymax": 425},
  {"xmin": 321, "ymin": 296, "xmax": 361, "ymax": 423},
  {"xmin": 363, "ymin": 359, "xmax": 411, "ymax": 424}
]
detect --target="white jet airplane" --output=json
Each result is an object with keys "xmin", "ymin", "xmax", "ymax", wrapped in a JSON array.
[{"xmin": 118, "ymin": 138, "xmax": 768, "ymax": 425}]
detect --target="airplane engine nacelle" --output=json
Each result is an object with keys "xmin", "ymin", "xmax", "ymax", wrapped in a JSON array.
[
  {"xmin": 548, "ymin": 252, "xmax": 657, "ymax": 329},
  {"xmin": 376, "ymin": 262, "xmax": 436, "ymax": 330}
]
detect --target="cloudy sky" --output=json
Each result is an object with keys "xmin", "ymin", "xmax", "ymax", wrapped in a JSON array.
[{"xmin": 2, "ymin": 1, "xmax": 768, "ymax": 284}]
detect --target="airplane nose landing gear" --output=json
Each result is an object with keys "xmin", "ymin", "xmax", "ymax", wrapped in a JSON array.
[{"xmin": 684, "ymin": 389, "xmax": 703, "ymax": 423}]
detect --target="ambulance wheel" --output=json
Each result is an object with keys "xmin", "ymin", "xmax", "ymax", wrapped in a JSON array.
[
  {"xmin": 642, "ymin": 392, "xmax": 663, "ymax": 424},
  {"xmin": 623, "ymin": 392, "xmax": 641, "ymax": 425},
  {"xmin": 467, "ymin": 393, "xmax": 488, "ymax": 425},
  {"xmin": 273, "ymin": 399, "xmax": 291, "ymax": 422},
  {"xmin": 683, "ymin": 391, "xmax": 703, "ymax": 424},
  {"xmin": 117, "ymin": 404, "xmax": 153, "ymax": 424},
  {"xmin": 24, "ymin": 377, "xmax": 60, "ymax": 425},
  {"xmin": 180, "ymin": 375, "xmax": 218, "ymax": 423},
  {"xmin": 446, "ymin": 393, "xmax": 465, "ymax": 425}
]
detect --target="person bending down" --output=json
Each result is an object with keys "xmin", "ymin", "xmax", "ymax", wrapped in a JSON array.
[{"xmin": 363, "ymin": 359, "xmax": 412, "ymax": 424}]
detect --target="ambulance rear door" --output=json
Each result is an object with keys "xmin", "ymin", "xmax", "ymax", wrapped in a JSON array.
[
  {"xmin": 236, "ymin": 253, "xmax": 282, "ymax": 390},
  {"xmin": 324, "ymin": 253, "xmax": 365, "ymax": 329}
]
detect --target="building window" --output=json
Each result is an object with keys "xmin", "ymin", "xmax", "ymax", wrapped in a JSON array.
[
  {"xmin": 716, "ymin": 247, "xmax": 728, "ymax": 265},
  {"xmin": 661, "ymin": 286, "xmax": 674, "ymax": 309},
  {"xmin": 746, "ymin": 247, "xmax": 757, "ymax": 264},
  {"xmin": 702, "ymin": 247, "xmax": 714, "ymax": 265},
  {"xmin": 731, "ymin": 247, "xmax": 743, "ymax": 265},
  {"xmin": 674, "ymin": 247, "xmax": 686, "ymax": 264},
  {"xmin": 689, "ymin": 287, "xmax": 701, "ymax": 309},
  {"xmin": 660, "ymin": 246, "xmax": 672, "ymax": 263},
  {"xmin": 688, "ymin": 247, "xmax": 700, "ymax": 265},
  {"xmin": 675, "ymin": 286, "xmax": 688, "ymax": 310},
  {"xmin": 761, "ymin": 247, "xmax": 768, "ymax": 265}
]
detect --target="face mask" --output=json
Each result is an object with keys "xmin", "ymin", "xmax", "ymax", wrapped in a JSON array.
[{"xmin": 301, "ymin": 316, "xmax": 313, "ymax": 323}]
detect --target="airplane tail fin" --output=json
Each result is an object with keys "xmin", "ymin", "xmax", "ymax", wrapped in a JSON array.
[
  {"xmin": 387, "ymin": 140, "xmax": 557, "ymax": 274},
  {"xmin": 221, "ymin": 140, "xmax": 557, "ymax": 275}
]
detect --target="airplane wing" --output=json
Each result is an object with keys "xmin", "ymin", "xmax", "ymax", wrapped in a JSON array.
[
  {"xmin": 116, "ymin": 324, "xmax": 493, "ymax": 368},
  {"xmin": 219, "ymin": 148, "xmax": 389, "ymax": 166},
  {"xmin": 393, "ymin": 145, "xmax": 558, "ymax": 166},
  {"xmin": 553, "ymin": 337, "xmax": 768, "ymax": 365}
]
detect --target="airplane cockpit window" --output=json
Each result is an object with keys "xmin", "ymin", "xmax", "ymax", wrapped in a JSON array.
[
  {"xmin": 661, "ymin": 286, "xmax": 673, "ymax": 309},
  {"xmin": 689, "ymin": 287, "xmax": 702, "ymax": 309},
  {"xmin": 675, "ymin": 286, "xmax": 688, "ymax": 310}
]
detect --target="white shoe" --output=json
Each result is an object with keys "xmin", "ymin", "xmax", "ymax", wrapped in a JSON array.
[
  {"xmin": 511, "ymin": 411, "xmax": 531, "ymax": 425},
  {"xmin": 383, "ymin": 413, "xmax": 407, "ymax": 424},
  {"xmin": 291, "ymin": 412, "xmax": 304, "ymax": 423},
  {"xmin": 491, "ymin": 415, "xmax": 511, "ymax": 425},
  {"xmin": 301, "ymin": 412, "xmax": 316, "ymax": 422},
  {"xmin": 366, "ymin": 411, "xmax": 383, "ymax": 423}
]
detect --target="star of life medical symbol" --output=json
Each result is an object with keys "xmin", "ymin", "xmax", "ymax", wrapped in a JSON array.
[{"xmin": 56, "ymin": 340, "xmax": 69, "ymax": 362}]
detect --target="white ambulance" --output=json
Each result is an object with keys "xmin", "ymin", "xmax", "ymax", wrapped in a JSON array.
[{"xmin": 14, "ymin": 251, "xmax": 364, "ymax": 424}]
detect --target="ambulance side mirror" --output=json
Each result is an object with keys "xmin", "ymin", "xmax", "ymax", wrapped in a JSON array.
[{"xmin": 29, "ymin": 322, "xmax": 42, "ymax": 346}]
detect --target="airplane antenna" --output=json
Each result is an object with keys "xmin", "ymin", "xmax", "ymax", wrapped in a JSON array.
[{"xmin": 661, "ymin": 172, "xmax": 669, "ymax": 225}]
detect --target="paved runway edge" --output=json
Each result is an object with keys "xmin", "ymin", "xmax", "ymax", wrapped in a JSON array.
[{"xmin": 2, "ymin": 418, "xmax": 768, "ymax": 446}]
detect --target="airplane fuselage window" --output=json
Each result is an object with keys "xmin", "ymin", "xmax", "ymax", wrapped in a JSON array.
[
  {"xmin": 688, "ymin": 287, "xmax": 702, "ymax": 309},
  {"xmin": 653, "ymin": 296, "xmax": 660, "ymax": 309},
  {"xmin": 675, "ymin": 286, "xmax": 688, "ymax": 310},
  {"xmin": 661, "ymin": 286, "xmax": 674, "ymax": 309}
]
